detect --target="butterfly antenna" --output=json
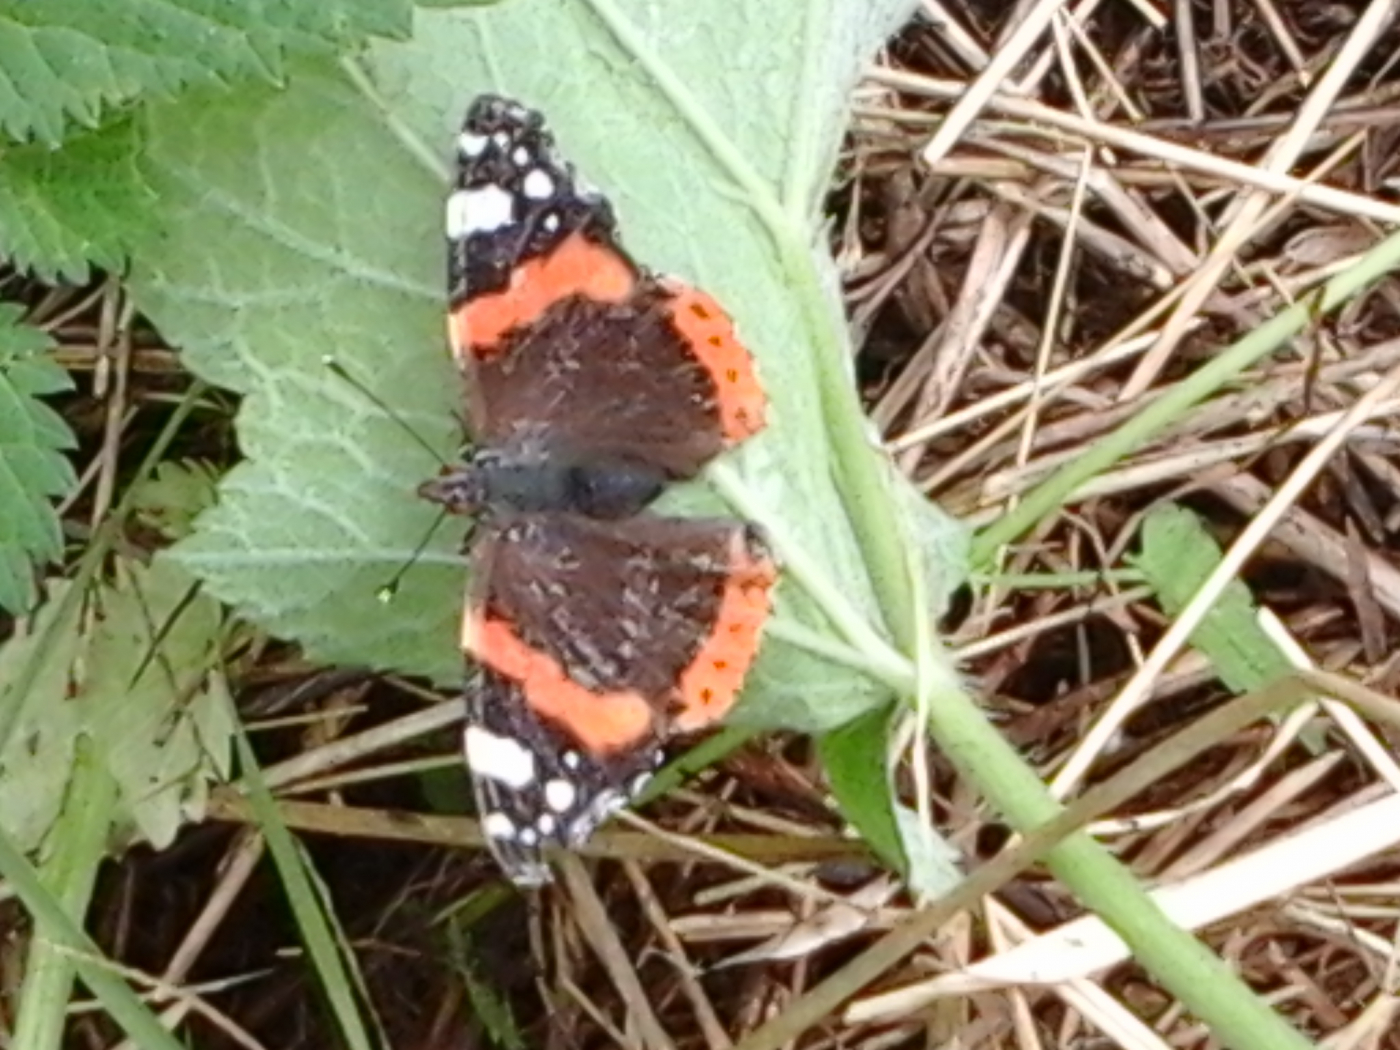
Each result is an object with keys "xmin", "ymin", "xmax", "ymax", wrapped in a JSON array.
[
  {"xmin": 322, "ymin": 355, "xmax": 450, "ymax": 467},
  {"xmin": 377, "ymin": 506, "xmax": 447, "ymax": 603},
  {"xmin": 377, "ymin": 512, "xmax": 480, "ymax": 603},
  {"xmin": 323, "ymin": 355, "xmax": 466, "ymax": 600}
]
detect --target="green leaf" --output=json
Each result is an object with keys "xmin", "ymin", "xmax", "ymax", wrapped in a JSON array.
[
  {"xmin": 893, "ymin": 471, "xmax": 971, "ymax": 618},
  {"xmin": 132, "ymin": 460, "xmax": 221, "ymax": 541},
  {"xmin": 1134, "ymin": 505, "xmax": 1296, "ymax": 694},
  {"xmin": 132, "ymin": 67, "xmax": 458, "ymax": 679},
  {"xmin": 891, "ymin": 802, "xmax": 963, "ymax": 898},
  {"xmin": 820, "ymin": 708, "xmax": 906, "ymax": 872},
  {"xmin": 819, "ymin": 706, "xmax": 962, "ymax": 896},
  {"xmin": 82, "ymin": 556, "xmax": 234, "ymax": 848},
  {"xmin": 0, "ymin": 581, "xmax": 83, "ymax": 853},
  {"xmin": 0, "ymin": 559, "xmax": 234, "ymax": 853},
  {"xmin": 0, "ymin": 0, "xmax": 413, "ymax": 146},
  {"xmin": 0, "ymin": 120, "xmax": 156, "ymax": 282},
  {"xmin": 132, "ymin": 0, "xmax": 921, "ymax": 733},
  {"xmin": 449, "ymin": 926, "xmax": 528, "ymax": 1050},
  {"xmin": 0, "ymin": 306, "xmax": 76, "ymax": 616}
]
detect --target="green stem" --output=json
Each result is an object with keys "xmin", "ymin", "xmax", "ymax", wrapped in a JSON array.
[
  {"xmin": 0, "ymin": 742, "xmax": 184, "ymax": 1050},
  {"xmin": 10, "ymin": 741, "xmax": 118, "ymax": 1050}
]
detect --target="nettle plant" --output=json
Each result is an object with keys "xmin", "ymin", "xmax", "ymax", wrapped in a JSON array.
[{"xmin": 0, "ymin": 1, "xmax": 957, "ymax": 893}]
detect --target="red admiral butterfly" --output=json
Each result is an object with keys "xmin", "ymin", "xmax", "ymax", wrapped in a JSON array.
[{"xmin": 421, "ymin": 95, "xmax": 776, "ymax": 885}]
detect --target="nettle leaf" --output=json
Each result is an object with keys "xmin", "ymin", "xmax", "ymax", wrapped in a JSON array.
[
  {"xmin": 0, "ymin": 0, "xmax": 413, "ymax": 146},
  {"xmin": 0, "ymin": 120, "xmax": 156, "ymax": 283},
  {"xmin": 133, "ymin": 69, "xmax": 454, "ymax": 679},
  {"xmin": 133, "ymin": 0, "xmax": 920, "ymax": 733},
  {"xmin": 0, "ymin": 305, "xmax": 77, "ymax": 616}
]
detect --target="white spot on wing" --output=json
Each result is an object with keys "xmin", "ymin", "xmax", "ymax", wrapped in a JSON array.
[
  {"xmin": 512, "ymin": 145, "xmax": 530, "ymax": 165},
  {"xmin": 458, "ymin": 132, "xmax": 488, "ymax": 158},
  {"xmin": 545, "ymin": 779, "xmax": 577, "ymax": 813},
  {"xmin": 519, "ymin": 826, "xmax": 539, "ymax": 846},
  {"xmin": 445, "ymin": 186, "xmax": 515, "ymax": 238},
  {"xmin": 522, "ymin": 169, "xmax": 555, "ymax": 200},
  {"xmin": 537, "ymin": 813, "xmax": 556, "ymax": 835},
  {"xmin": 464, "ymin": 726, "xmax": 537, "ymax": 789},
  {"xmin": 482, "ymin": 811, "xmax": 517, "ymax": 841}
]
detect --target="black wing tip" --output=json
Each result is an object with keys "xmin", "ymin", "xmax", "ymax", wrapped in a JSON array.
[{"xmin": 463, "ymin": 93, "xmax": 543, "ymax": 135}]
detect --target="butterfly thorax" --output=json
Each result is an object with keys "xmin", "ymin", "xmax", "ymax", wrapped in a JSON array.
[{"xmin": 419, "ymin": 445, "xmax": 668, "ymax": 520}]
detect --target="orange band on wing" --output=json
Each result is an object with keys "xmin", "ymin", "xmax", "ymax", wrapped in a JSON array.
[
  {"xmin": 673, "ymin": 536, "xmax": 777, "ymax": 732},
  {"xmin": 451, "ymin": 232, "xmax": 635, "ymax": 357},
  {"xmin": 662, "ymin": 281, "xmax": 767, "ymax": 444},
  {"xmin": 467, "ymin": 612, "xmax": 656, "ymax": 755}
]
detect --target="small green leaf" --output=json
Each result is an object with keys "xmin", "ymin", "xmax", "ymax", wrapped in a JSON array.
[
  {"xmin": 81, "ymin": 556, "xmax": 234, "ymax": 848},
  {"xmin": 132, "ymin": 460, "xmax": 221, "ymax": 541},
  {"xmin": 889, "ymin": 803, "xmax": 963, "ymax": 899},
  {"xmin": 0, "ymin": 305, "xmax": 77, "ymax": 616},
  {"xmin": 820, "ymin": 706, "xmax": 962, "ymax": 895},
  {"xmin": 0, "ymin": 581, "xmax": 83, "ymax": 852},
  {"xmin": 0, "ymin": 803, "xmax": 191, "ymax": 1050},
  {"xmin": 893, "ymin": 471, "xmax": 971, "ymax": 617},
  {"xmin": 450, "ymin": 930, "xmax": 528, "ymax": 1050},
  {"xmin": 1135, "ymin": 505, "xmax": 1296, "ymax": 694},
  {"xmin": 820, "ymin": 707, "xmax": 906, "ymax": 872}
]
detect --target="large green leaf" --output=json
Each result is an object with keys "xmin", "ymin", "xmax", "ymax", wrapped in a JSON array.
[
  {"xmin": 133, "ymin": 0, "xmax": 922, "ymax": 732},
  {"xmin": 0, "ymin": 0, "xmax": 412, "ymax": 146},
  {"xmin": 0, "ymin": 306, "xmax": 76, "ymax": 615}
]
